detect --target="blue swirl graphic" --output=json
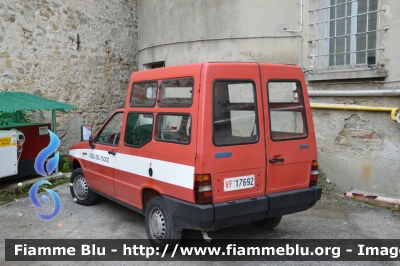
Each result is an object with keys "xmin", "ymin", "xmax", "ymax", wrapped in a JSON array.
[
  {"xmin": 29, "ymin": 180, "xmax": 61, "ymax": 220},
  {"xmin": 34, "ymin": 130, "xmax": 60, "ymax": 176}
]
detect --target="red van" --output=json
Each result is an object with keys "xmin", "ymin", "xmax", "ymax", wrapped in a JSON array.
[{"xmin": 69, "ymin": 62, "xmax": 321, "ymax": 249}]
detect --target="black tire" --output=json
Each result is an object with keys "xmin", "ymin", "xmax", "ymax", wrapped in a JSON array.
[
  {"xmin": 58, "ymin": 155, "xmax": 64, "ymax": 171},
  {"xmin": 70, "ymin": 168, "xmax": 98, "ymax": 206},
  {"xmin": 251, "ymin": 216, "xmax": 282, "ymax": 230},
  {"xmin": 145, "ymin": 197, "xmax": 182, "ymax": 251},
  {"xmin": 43, "ymin": 154, "xmax": 64, "ymax": 173}
]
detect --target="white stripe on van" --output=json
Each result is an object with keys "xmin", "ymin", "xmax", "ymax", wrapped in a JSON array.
[
  {"xmin": 69, "ymin": 149, "xmax": 115, "ymax": 167},
  {"xmin": 69, "ymin": 149, "xmax": 195, "ymax": 189}
]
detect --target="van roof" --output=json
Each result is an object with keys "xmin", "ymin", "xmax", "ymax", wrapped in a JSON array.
[
  {"xmin": 141, "ymin": 61, "xmax": 298, "ymax": 69},
  {"xmin": 132, "ymin": 62, "xmax": 301, "ymax": 81}
]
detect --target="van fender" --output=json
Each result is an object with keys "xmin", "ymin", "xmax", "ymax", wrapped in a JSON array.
[{"xmin": 141, "ymin": 187, "xmax": 161, "ymax": 210}]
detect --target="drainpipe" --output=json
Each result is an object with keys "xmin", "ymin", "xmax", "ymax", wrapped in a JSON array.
[
  {"xmin": 285, "ymin": 0, "xmax": 303, "ymax": 32},
  {"xmin": 51, "ymin": 109, "xmax": 59, "ymax": 175},
  {"xmin": 343, "ymin": 192, "xmax": 400, "ymax": 206},
  {"xmin": 310, "ymin": 103, "xmax": 400, "ymax": 123},
  {"xmin": 308, "ymin": 89, "xmax": 400, "ymax": 97}
]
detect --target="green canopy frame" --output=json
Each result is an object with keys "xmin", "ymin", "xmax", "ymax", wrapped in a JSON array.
[{"xmin": 0, "ymin": 92, "xmax": 77, "ymax": 135}]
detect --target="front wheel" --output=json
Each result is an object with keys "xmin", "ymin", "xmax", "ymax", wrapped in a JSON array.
[
  {"xmin": 70, "ymin": 168, "xmax": 98, "ymax": 206},
  {"xmin": 251, "ymin": 216, "xmax": 282, "ymax": 230},
  {"xmin": 145, "ymin": 197, "xmax": 182, "ymax": 251}
]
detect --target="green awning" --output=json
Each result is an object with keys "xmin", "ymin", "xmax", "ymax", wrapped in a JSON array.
[{"xmin": 0, "ymin": 92, "xmax": 77, "ymax": 112}]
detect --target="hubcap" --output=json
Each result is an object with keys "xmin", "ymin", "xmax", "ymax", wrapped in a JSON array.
[
  {"xmin": 149, "ymin": 207, "xmax": 166, "ymax": 241},
  {"xmin": 73, "ymin": 175, "xmax": 88, "ymax": 200}
]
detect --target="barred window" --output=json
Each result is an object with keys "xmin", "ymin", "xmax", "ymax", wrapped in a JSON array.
[{"xmin": 309, "ymin": 0, "xmax": 381, "ymax": 70}]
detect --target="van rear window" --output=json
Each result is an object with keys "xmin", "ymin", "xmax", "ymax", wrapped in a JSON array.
[
  {"xmin": 158, "ymin": 78, "xmax": 193, "ymax": 107},
  {"xmin": 130, "ymin": 81, "xmax": 158, "ymax": 107},
  {"xmin": 213, "ymin": 81, "xmax": 259, "ymax": 146},
  {"xmin": 267, "ymin": 81, "xmax": 308, "ymax": 141}
]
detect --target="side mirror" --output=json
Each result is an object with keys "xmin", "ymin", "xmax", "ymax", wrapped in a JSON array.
[
  {"xmin": 89, "ymin": 135, "xmax": 95, "ymax": 149},
  {"xmin": 81, "ymin": 125, "xmax": 92, "ymax": 141},
  {"xmin": 81, "ymin": 125, "xmax": 95, "ymax": 149}
]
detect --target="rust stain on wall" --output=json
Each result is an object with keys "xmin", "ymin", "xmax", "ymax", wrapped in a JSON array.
[{"xmin": 361, "ymin": 163, "xmax": 372, "ymax": 186}]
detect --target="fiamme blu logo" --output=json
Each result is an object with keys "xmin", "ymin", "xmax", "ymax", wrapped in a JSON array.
[{"xmin": 29, "ymin": 130, "xmax": 61, "ymax": 220}]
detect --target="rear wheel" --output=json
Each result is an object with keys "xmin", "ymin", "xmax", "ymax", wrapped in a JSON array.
[
  {"xmin": 70, "ymin": 168, "xmax": 98, "ymax": 206},
  {"xmin": 251, "ymin": 216, "xmax": 282, "ymax": 230},
  {"xmin": 145, "ymin": 197, "xmax": 182, "ymax": 251}
]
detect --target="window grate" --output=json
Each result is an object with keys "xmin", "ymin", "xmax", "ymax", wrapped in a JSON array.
[{"xmin": 308, "ymin": 0, "xmax": 383, "ymax": 72}]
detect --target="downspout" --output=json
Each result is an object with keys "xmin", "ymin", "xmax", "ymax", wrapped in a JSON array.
[
  {"xmin": 284, "ymin": 0, "xmax": 303, "ymax": 67},
  {"xmin": 343, "ymin": 191, "xmax": 400, "ymax": 206},
  {"xmin": 310, "ymin": 103, "xmax": 400, "ymax": 123},
  {"xmin": 285, "ymin": 0, "xmax": 303, "ymax": 32},
  {"xmin": 51, "ymin": 109, "xmax": 59, "ymax": 175}
]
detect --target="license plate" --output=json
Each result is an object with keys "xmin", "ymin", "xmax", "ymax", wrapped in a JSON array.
[{"xmin": 224, "ymin": 175, "xmax": 255, "ymax": 192}]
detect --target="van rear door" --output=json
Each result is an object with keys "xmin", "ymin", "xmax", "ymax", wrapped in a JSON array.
[
  {"xmin": 259, "ymin": 64, "xmax": 317, "ymax": 194},
  {"xmin": 198, "ymin": 63, "xmax": 266, "ymax": 203}
]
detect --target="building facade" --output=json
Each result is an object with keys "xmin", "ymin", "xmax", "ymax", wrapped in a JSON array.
[
  {"xmin": 0, "ymin": 0, "xmax": 138, "ymax": 151},
  {"xmin": 138, "ymin": 0, "xmax": 400, "ymax": 197},
  {"xmin": 1, "ymin": 0, "xmax": 398, "ymax": 197}
]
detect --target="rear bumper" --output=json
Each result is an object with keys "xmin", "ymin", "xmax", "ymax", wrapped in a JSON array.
[{"xmin": 162, "ymin": 186, "xmax": 322, "ymax": 230}]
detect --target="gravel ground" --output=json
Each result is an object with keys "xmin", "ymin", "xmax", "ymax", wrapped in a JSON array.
[{"xmin": 0, "ymin": 178, "xmax": 399, "ymax": 266}]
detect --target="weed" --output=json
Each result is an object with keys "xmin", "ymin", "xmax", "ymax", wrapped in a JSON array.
[
  {"xmin": 0, "ymin": 177, "xmax": 68, "ymax": 206},
  {"xmin": 37, "ymin": 177, "xmax": 68, "ymax": 191},
  {"xmin": 60, "ymin": 155, "xmax": 70, "ymax": 173},
  {"xmin": 390, "ymin": 208, "xmax": 400, "ymax": 213},
  {"xmin": 0, "ymin": 192, "xmax": 16, "ymax": 205},
  {"xmin": 20, "ymin": 184, "xmax": 30, "ymax": 194}
]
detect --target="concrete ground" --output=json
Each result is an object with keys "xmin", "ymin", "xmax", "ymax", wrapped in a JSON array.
[{"xmin": 0, "ymin": 177, "xmax": 399, "ymax": 266}]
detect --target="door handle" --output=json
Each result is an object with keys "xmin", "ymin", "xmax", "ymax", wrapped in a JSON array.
[
  {"xmin": 269, "ymin": 158, "xmax": 284, "ymax": 163},
  {"xmin": 108, "ymin": 151, "xmax": 116, "ymax": 155}
]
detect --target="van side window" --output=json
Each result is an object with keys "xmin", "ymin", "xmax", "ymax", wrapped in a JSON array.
[
  {"xmin": 158, "ymin": 78, "xmax": 193, "ymax": 107},
  {"xmin": 213, "ymin": 81, "xmax": 258, "ymax": 146},
  {"xmin": 124, "ymin": 113, "xmax": 154, "ymax": 147},
  {"xmin": 155, "ymin": 114, "xmax": 191, "ymax": 144},
  {"xmin": 267, "ymin": 81, "xmax": 308, "ymax": 141},
  {"xmin": 95, "ymin": 112, "xmax": 124, "ymax": 146},
  {"xmin": 130, "ymin": 81, "xmax": 158, "ymax": 107}
]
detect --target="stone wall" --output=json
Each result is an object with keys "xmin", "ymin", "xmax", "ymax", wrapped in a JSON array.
[{"xmin": 0, "ymin": 0, "xmax": 138, "ymax": 153}]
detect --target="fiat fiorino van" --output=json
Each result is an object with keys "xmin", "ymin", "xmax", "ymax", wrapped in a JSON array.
[{"xmin": 69, "ymin": 62, "xmax": 321, "ymax": 250}]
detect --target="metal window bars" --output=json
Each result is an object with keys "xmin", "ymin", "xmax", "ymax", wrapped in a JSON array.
[{"xmin": 307, "ymin": 0, "xmax": 383, "ymax": 72}]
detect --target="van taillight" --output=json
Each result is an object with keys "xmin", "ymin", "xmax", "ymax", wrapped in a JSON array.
[
  {"xmin": 310, "ymin": 160, "xmax": 319, "ymax": 186},
  {"xmin": 194, "ymin": 174, "xmax": 213, "ymax": 204}
]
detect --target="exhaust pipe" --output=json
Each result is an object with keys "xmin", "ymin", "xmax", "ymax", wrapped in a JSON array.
[{"xmin": 201, "ymin": 230, "xmax": 213, "ymax": 243}]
